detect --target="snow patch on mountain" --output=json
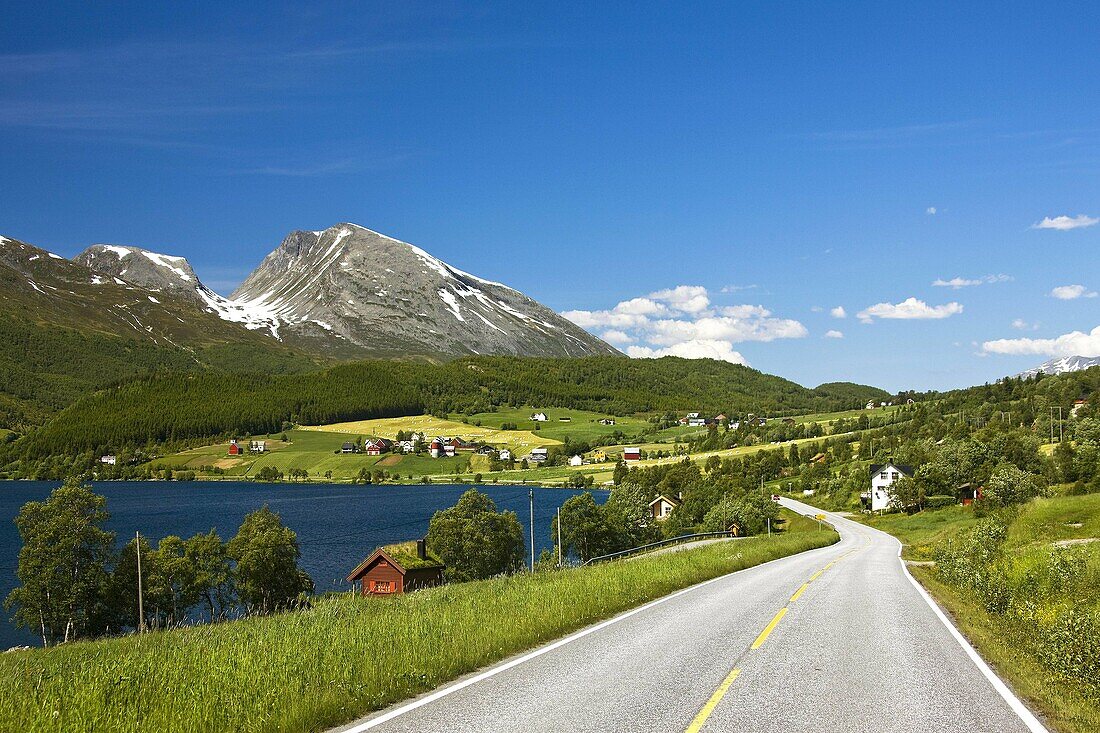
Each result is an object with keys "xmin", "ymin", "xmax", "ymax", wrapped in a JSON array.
[{"xmin": 1016, "ymin": 355, "xmax": 1100, "ymax": 378}]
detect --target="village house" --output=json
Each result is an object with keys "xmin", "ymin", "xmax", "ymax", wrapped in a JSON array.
[
  {"xmin": 1071, "ymin": 399, "xmax": 1088, "ymax": 417},
  {"xmin": 569, "ymin": 455, "xmax": 584, "ymax": 467},
  {"xmin": 99, "ymin": 454, "xmax": 117, "ymax": 466},
  {"xmin": 531, "ymin": 412, "xmax": 548, "ymax": 422},
  {"xmin": 623, "ymin": 446, "xmax": 641, "ymax": 461},
  {"xmin": 398, "ymin": 440, "xmax": 417, "ymax": 453},
  {"xmin": 592, "ymin": 449, "xmax": 608, "ymax": 462},
  {"xmin": 365, "ymin": 438, "xmax": 392, "ymax": 456},
  {"xmin": 648, "ymin": 493, "xmax": 681, "ymax": 520},
  {"xmin": 341, "ymin": 441, "xmax": 356, "ymax": 454},
  {"xmin": 529, "ymin": 447, "xmax": 549, "ymax": 463},
  {"xmin": 228, "ymin": 439, "xmax": 242, "ymax": 456},
  {"xmin": 598, "ymin": 418, "xmax": 616, "ymax": 426},
  {"xmin": 688, "ymin": 417, "xmax": 707, "ymax": 427},
  {"xmin": 957, "ymin": 483, "xmax": 983, "ymax": 506},
  {"xmin": 687, "ymin": 412, "xmax": 700, "ymax": 419},
  {"xmin": 498, "ymin": 449, "xmax": 512, "ymax": 461},
  {"xmin": 715, "ymin": 414, "xmax": 728, "ymax": 422},
  {"xmin": 810, "ymin": 452, "xmax": 827, "ymax": 464},
  {"xmin": 249, "ymin": 440, "xmax": 266, "ymax": 453},
  {"xmin": 346, "ymin": 539, "xmax": 445, "ymax": 596},
  {"xmin": 865, "ymin": 400, "xmax": 876, "ymax": 410},
  {"xmin": 863, "ymin": 462, "xmax": 914, "ymax": 512}
]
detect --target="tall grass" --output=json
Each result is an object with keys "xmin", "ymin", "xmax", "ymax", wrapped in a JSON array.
[{"xmin": 0, "ymin": 529, "xmax": 836, "ymax": 733}]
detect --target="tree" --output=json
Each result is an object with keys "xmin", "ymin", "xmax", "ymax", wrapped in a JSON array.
[
  {"xmin": 556, "ymin": 492, "xmax": 614, "ymax": 562},
  {"xmin": 702, "ymin": 492, "xmax": 780, "ymax": 535},
  {"xmin": 184, "ymin": 530, "xmax": 234, "ymax": 622},
  {"xmin": 146, "ymin": 535, "xmax": 200, "ymax": 628},
  {"xmin": 612, "ymin": 460, "xmax": 628, "ymax": 485},
  {"xmin": 980, "ymin": 463, "xmax": 1044, "ymax": 509},
  {"xmin": 427, "ymin": 489, "xmax": 525, "ymax": 581},
  {"xmin": 5, "ymin": 479, "xmax": 115, "ymax": 645},
  {"xmin": 887, "ymin": 475, "xmax": 925, "ymax": 513},
  {"xmin": 227, "ymin": 506, "xmax": 313, "ymax": 614}
]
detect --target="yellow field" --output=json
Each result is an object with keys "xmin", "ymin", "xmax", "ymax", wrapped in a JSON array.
[{"xmin": 299, "ymin": 414, "xmax": 561, "ymax": 451}]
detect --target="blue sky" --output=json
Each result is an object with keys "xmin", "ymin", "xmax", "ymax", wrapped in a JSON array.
[{"xmin": 1, "ymin": 2, "xmax": 1098, "ymax": 392}]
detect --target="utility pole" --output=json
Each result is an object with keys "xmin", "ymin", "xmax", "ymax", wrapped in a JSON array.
[
  {"xmin": 556, "ymin": 506, "xmax": 562, "ymax": 568},
  {"xmin": 135, "ymin": 531, "xmax": 145, "ymax": 634},
  {"xmin": 529, "ymin": 488, "xmax": 535, "ymax": 572}
]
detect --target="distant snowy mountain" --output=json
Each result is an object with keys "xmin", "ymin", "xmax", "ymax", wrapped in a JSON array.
[
  {"xmin": 28, "ymin": 223, "xmax": 617, "ymax": 361},
  {"xmin": 1016, "ymin": 355, "xmax": 1100, "ymax": 378},
  {"xmin": 230, "ymin": 223, "xmax": 618, "ymax": 359}
]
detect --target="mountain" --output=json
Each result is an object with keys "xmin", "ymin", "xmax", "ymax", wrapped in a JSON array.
[
  {"xmin": 230, "ymin": 223, "xmax": 619, "ymax": 359},
  {"xmin": 1016, "ymin": 355, "xmax": 1100, "ymax": 378},
  {"xmin": 0, "ymin": 234, "xmax": 319, "ymax": 428}
]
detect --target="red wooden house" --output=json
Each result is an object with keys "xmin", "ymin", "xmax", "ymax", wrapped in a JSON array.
[
  {"xmin": 228, "ymin": 439, "xmax": 242, "ymax": 456},
  {"xmin": 347, "ymin": 540, "xmax": 445, "ymax": 596}
]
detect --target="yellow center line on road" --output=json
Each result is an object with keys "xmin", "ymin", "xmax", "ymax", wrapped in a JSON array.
[
  {"xmin": 808, "ymin": 570, "xmax": 823, "ymax": 582},
  {"xmin": 750, "ymin": 607, "xmax": 788, "ymax": 649},
  {"xmin": 684, "ymin": 668, "xmax": 742, "ymax": 733},
  {"xmin": 790, "ymin": 583, "xmax": 810, "ymax": 602}
]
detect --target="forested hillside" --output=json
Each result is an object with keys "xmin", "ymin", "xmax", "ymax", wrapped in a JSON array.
[{"xmin": 6, "ymin": 356, "xmax": 888, "ymax": 461}]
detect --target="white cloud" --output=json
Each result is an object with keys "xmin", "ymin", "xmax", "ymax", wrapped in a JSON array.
[
  {"xmin": 562, "ymin": 285, "xmax": 807, "ymax": 364},
  {"xmin": 824, "ymin": 330, "xmax": 844, "ymax": 339},
  {"xmin": 857, "ymin": 297, "xmax": 964, "ymax": 323},
  {"xmin": 600, "ymin": 329, "xmax": 633, "ymax": 345},
  {"xmin": 1032, "ymin": 214, "xmax": 1098, "ymax": 231},
  {"xmin": 982, "ymin": 325, "xmax": 1100, "ymax": 357},
  {"xmin": 720, "ymin": 284, "xmax": 757, "ymax": 293},
  {"xmin": 926, "ymin": 206, "xmax": 937, "ymax": 215},
  {"xmin": 932, "ymin": 274, "xmax": 1013, "ymax": 289},
  {"xmin": 1011, "ymin": 319, "xmax": 1039, "ymax": 331},
  {"xmin": 810, "ymin": 305, "xmax": 824, "ymax": 313},
  {"xmin": 627, "ymin": 339, "xmax": 748, "ymax": 365},
  {"xmin": 829, "ymin": 306, "xmax": 846, "ymax": 319},
  {"xmin": 648, "ymin": 285, "xmax": 710, "ymax": 314},
  {"xmin": 1050, "ymin": 284, "xmax": 1098, "ymax": 300}
]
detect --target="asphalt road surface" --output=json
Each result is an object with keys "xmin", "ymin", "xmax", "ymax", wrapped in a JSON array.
[{"xmin": 335, "ymin": 499, "xmax": 1047, "ymax": 733}]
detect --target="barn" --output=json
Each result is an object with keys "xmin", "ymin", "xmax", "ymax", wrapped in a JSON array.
[
  {"xmin": 228, "ymin": 440, "xmax": 242, "ymax": 456},
  {"xmin": 623, "ymin": 447, "xmax": 641, "ymax": 461},
  {"xmin": 347, "ymin": 540, "xmax": 445, "ymax": 596}
]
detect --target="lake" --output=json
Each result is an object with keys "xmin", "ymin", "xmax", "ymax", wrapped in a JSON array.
[{"xmin": 0, "ymin": 481, "xmax": 605, "ymax": 649}]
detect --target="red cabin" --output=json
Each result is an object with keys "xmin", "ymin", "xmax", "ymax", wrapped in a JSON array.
[
  {"xmin": 347, "ymin": 540, "xmax": 445, "ymax": 596},
  {"xmin": 228, "ymin": 440, "xmax": 242, "ymax": 456}
]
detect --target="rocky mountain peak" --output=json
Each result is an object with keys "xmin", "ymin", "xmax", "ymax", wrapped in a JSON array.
[{"xmin": 75, "ymin": 244, "xmax": 201, "ymax": 297}]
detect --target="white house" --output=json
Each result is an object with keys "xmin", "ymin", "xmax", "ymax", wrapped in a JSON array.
[
  {"xmin": 686, "ymin": 412, "xmax": 700, "ymax": 419},
  {"xmin": 99, "ymin": 455, "xmax": 117, "ymax": 466},
  {"xmin": 569, "ymin": 455, "xmax": 584, "ymax": 467},
  {"xmin": 249, "ymin": 440, "xmax": 266, "ymax": 453},
  {"xmin": 529, "ymin": 447, "xmax": 548, "ymax": 463},
  {"xmin": 688, "ymin": 418, "xmax": 706, "ymax": 427},
  {"xmin": 398, "ymin": 440, "xmax": 417, "ymax": 453},
  {"xmin": 866, "ymin": 462, "xmax": 914, "ymax": 512},
  {"xmin": 531, "ymin": 412, "xmax": 548, "ymax": 422},
  {"xmin": 648, "ymin": 494, "xmax": 681, "ymax": 520},
  {"xmin": 498, "ymin": 449, "xmax": 512, "ymax": 461}
]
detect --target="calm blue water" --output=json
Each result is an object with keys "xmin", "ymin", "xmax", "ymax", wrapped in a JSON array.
[{"xmin": 0, "ymin": 481, "xmax": 605, "ymax": 648}]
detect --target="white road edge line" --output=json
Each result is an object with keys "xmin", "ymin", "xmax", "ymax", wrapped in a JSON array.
[
  {"xmin": 783, "ymin": 499, "xmax": 1049, "ymax": 732},
  {"xmin": 335, "ymin": 539, "xmax": 846, "ymax": 732}
]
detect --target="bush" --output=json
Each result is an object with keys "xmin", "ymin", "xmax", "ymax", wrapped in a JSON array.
[{"xmin": 925, "ymin": 494, "xmax": 957, "ymax": 509}]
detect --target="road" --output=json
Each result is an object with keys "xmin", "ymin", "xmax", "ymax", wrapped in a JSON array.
[{"xmin": 334, "ymin": 499, "xmax": 1046, "ymax": 733}]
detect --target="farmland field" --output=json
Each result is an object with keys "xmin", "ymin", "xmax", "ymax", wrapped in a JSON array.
[
  {"xmin": 452, "ymin": 406, "xmax": 652, "ymax": 443},
  {"xmin": 301, "ymin": 414, "xmax": 559, "ymax": 452}
]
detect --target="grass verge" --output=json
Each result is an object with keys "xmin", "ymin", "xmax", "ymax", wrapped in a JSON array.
[
  {"xmin": 0, "ymin": 529, "xmax": 838, "ymax": 733},
  {"xmin": 910, "ymin": 567, "xmax": 1099, "ymax": 733}
]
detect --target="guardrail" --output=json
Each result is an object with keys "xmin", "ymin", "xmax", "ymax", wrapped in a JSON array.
[{"xmin": 582, "ymin": 531, "xmax": 738, "ymax": 566}]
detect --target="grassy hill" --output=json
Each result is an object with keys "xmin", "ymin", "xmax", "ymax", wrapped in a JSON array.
[{"xmin": 6, "ymin": 356, "xmax": 890, "ymax": 463}]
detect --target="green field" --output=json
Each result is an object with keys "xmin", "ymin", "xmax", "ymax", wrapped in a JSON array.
[
  {"xmin": 147, "ymin": 429, "xmax": 472, "ymax": 480},
  {"xmin": 302, "ymin": 414, "xmax": 560, "ymax": 452},
  {"xmin": 452, "ymin": 406, "xmax": 652, "ymax": 443},
  {"xmin": 0, "ymin": 527, "xmax": 838, "ymax": 733}
]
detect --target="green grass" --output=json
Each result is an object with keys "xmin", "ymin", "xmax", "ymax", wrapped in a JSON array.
[
  {"xmin": 863, "ymin": 505, "xmax": 980, "ymax": 560},
  {"xmin": 452, "ymin": 406, "xmax": 652, "ymax": 443},
  {"xmin": 912, "ymin": 567, "xmax": 1100, "ymax": 733},
  {"xmin": 0, "ymin": 529, "xmax": 838, "ymax": 733}
]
